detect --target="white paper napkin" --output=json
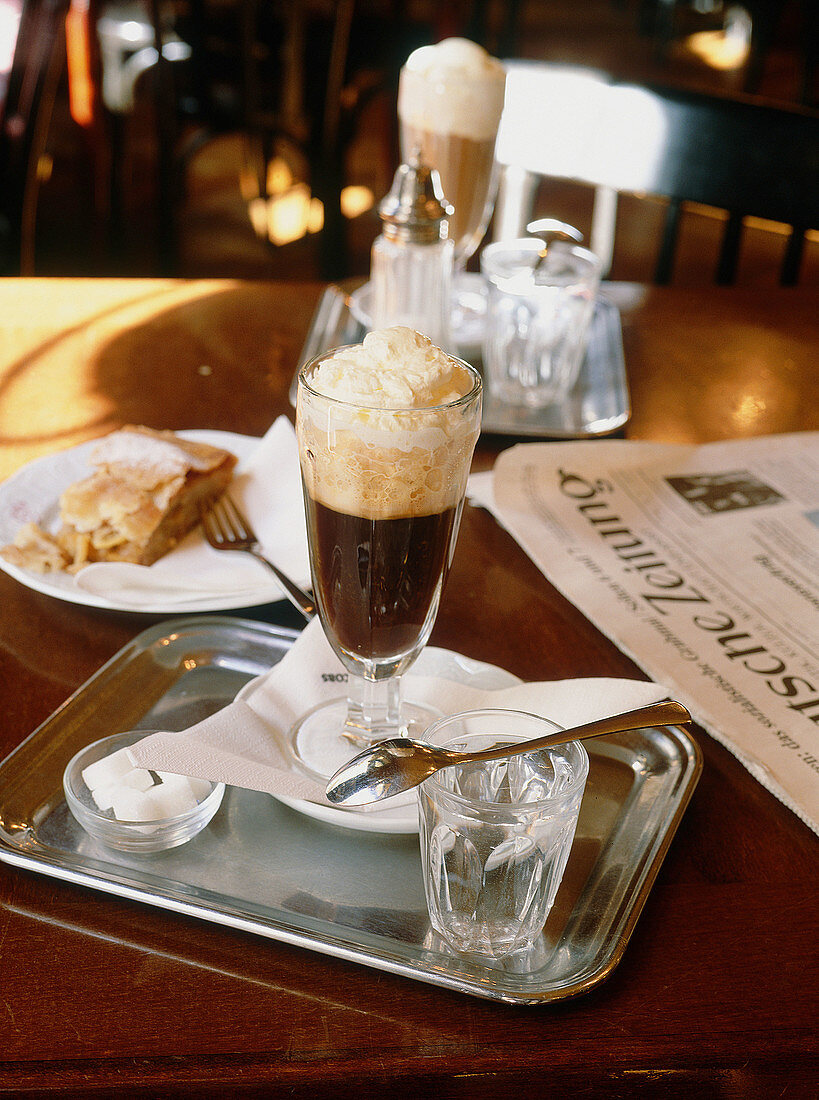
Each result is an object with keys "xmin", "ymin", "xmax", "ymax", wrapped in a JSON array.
[
  {"xmin": 73, "ymin": 418, "xmax": 310, "ymax": 608},
  {"xmin": 467, "ymin": 469, "xmax": 496, "ymax": 511},
  {"xmin": 129, "ymin": 616, "xmax": 671, "ymax": 810}
]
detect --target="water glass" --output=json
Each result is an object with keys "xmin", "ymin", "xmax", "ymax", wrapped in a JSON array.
[
  {"xmin": 419, "ymin": 709, "xmax": 589, "ymax": 959},
  {"xmin": 481, "ymin": 238, "xmax": 602, "ymax": 408}
]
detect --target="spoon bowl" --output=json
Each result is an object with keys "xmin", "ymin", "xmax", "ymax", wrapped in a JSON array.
[{"xmin": 325, "ymin": 699, "xmax": 691, "ymax": 807}]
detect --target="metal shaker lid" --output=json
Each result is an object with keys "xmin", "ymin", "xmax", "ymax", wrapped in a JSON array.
[{"xmin": 378, "ymin": 152, "xmax": 453, "ymax": 243}]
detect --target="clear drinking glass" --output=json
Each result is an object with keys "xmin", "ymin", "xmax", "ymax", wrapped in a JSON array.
[
  {"xmin": 481, "ymin": 238, "xmax": 602, "ymax": 408},
  {"xmin": 419, "ymin": 709, "xmax": 589, "ymax": 959},
  {"xmin": 293, "ymin": 349, "xmax": 482, "ymax": 773}
]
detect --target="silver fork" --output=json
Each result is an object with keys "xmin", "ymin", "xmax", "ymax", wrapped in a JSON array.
[{"xmin": 200, "ymin": 495, "xmax": 315, "ymax": 620}]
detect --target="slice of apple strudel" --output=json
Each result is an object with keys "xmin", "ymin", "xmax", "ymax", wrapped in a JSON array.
[{"xmin": 1, "ymin": 426, "xmax": 238, "ymax": 573}]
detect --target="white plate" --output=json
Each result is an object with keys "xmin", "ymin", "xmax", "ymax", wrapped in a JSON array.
[
  {"xmin": 271, "ymin": 648, "xmax": 521, "ymax": 834},
  {"xmin": 0, "ymin": 430, "xmax": 286, "ymax": 613}
]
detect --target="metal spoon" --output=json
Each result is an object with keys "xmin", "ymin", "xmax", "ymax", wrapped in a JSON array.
[{"xmin": 325, "ymin": 699, "xmax": 691, "ymax": 807}]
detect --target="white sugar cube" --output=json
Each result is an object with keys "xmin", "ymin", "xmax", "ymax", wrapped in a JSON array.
[
  {"xmin": 82, "ymin": 746, "xmax": 137, "ymax": 791},
  {"xmin": 149, "ymin": 781, "xmax": 198, "ymax": 819},
  {"xmin": 187, "ymin": 778, "xmax": 213, "ymax": 801},
  {"xmin": 156, "ymin": 771, "xmax": 189, "ymax": 790},
  {"xmin": 120, "ymin": 767, "xmax": 154, "ymax": 792},
  {"xmin": 111, "ymin": 787, "xmax": 164, "ymax": 823},
  {"xmin": 157, "ymin": 772, "xmax": 212, "ymax": 803},
  {"xmin": 91, "ymin": 783, "xmax": 118, "ymax": 812}
]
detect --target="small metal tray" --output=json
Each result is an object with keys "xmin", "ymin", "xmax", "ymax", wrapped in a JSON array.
[
  {"xmin": 0, "ymin": 617, "xmax": 700, "ymax": 1005},
  {"xmin": 293, "ymin": 285, "xmax": 631, "ymax": 439}
]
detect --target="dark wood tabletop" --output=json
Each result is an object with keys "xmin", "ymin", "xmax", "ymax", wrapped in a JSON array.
[{"xmin": 0, "ymin": 279, "xmax": 817, "ymax": 1098}]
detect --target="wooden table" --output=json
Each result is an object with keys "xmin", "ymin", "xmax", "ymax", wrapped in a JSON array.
[{"xmin": 0, "ymin": 279, "xmax": 817, "ymax": 1097}]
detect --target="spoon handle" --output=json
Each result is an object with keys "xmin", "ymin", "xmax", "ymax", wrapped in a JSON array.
[{"xmin": 464, "ymin": 700, "xmax": 691, "ymax": 765}]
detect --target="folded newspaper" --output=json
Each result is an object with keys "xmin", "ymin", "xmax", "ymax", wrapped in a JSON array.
[{"xmin": 469, "ymin": 432, "xmax": 819, "ymax": 834}]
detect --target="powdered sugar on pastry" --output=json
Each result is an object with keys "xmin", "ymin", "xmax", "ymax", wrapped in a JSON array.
[
  {"xmin": 0, "ymin": 426, "xmax": 237, "ymax": 572},
  {"xmin": 90, "ymin": 426, "xmax": 230, "ymax": 487}
]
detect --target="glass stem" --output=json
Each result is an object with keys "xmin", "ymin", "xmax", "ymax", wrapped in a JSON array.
[{"xmin": 344, "ymin": 675, "xmax": 404, "ymax": 743}]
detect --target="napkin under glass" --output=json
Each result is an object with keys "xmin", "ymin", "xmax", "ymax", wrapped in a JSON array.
[{"xmin": 129, "ymin": 616, "xmax": 671, "ymax": 811}]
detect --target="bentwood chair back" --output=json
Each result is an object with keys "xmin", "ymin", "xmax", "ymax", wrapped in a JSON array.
[{"xmin": 494, "ymin": 62, "xmax": 819, "ymax": 284}]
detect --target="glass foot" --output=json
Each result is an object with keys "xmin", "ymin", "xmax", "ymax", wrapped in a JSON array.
[{"xmin": 290, "ymin": 698, "xmax": 442, "ymax": 785}]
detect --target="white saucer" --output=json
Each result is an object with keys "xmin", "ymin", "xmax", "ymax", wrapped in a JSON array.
[{"xmin": 272, "ymin": 648, "xmax": 521, "ymax": 835}]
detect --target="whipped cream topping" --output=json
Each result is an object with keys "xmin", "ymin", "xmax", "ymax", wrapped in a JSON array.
[
  {"xmin": 398, "ymin": 38, "xmax": 506, "ymax": 141},
  {"xmin": 297, "ymin": 327, "xmax": 481, "ymax": 520},
  {"xmin": 307, "ymin": 327, "xmax": 475, "ymax": 409}
]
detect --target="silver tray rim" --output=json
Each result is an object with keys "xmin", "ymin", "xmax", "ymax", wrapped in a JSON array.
[{"xmin": 0, "ymin": 615, "xmax": 702, "ymax": 1006}]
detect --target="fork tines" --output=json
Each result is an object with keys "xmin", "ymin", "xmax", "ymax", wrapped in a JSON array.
[{"xmin": 200, "ymin": 494, "xmax": 254, "ymax": 548}]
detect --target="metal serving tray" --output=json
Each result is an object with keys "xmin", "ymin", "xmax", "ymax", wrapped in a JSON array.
[
  {"xmin": 293, "ymin": 284, "xmax": 631, "ymax": 439},
  {"xmin": 0, "ymin": 617, "xmax": 700, "ymax": 1005}
]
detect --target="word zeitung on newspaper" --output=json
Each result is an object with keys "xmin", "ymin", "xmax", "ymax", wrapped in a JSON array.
[{"xmin": 470, "ymin": 432, "xmax": 819, "ymax": 834}]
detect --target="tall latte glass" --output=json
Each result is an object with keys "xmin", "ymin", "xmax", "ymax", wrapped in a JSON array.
[
  {"xmin": 398, "ymin": 38, "xmax": 506, "ymax": 268},
  {"xmin": 294, "ymin": 327, "xmax": 482, "ymax": 773}
]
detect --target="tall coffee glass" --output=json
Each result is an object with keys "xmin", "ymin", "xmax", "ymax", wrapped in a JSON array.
[
  {"xmin": 293, "ymin": 327, "xmax": 482, "ymax": 778},
  {"xmin": 398, "ymin": 38, "xmax": 506, "ymax": 269}
]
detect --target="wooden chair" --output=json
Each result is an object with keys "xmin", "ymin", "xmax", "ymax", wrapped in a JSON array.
[{"xmin": 493, "ymin": 62, "xmax": 819, "ymax": 285}]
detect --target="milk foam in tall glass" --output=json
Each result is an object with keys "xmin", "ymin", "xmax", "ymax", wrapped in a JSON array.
[
  {"xmin": 398, "ymin": 38, "xmax": 506, "ymax": 266},
  {"xmin": 294, "ymin": 326, "xmax": 482, "ymax": 775}
]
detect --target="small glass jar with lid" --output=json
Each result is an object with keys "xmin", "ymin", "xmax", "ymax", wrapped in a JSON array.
[{"xmin": 370, "ymin": 153, "xmax": 455, "ymax": 348}]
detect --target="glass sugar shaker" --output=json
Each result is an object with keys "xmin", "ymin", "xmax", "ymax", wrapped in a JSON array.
[{"xmin": 370, "ymin": 152, "xmax": 455, "ymax": 348}]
